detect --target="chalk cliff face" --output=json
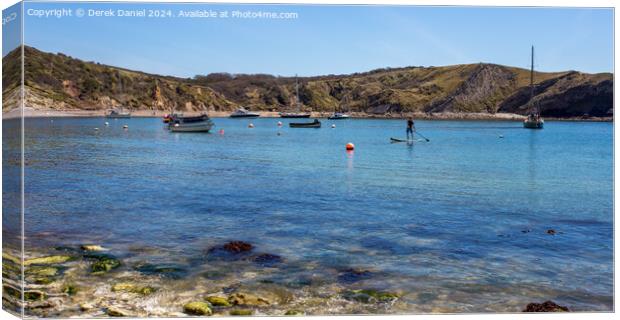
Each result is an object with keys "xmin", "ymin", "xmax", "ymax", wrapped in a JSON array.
[{"xmin": 2, "ymin": 46, "xmax": 613, "ymax": 118}]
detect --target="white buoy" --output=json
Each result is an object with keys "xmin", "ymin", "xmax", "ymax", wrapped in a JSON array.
[
  {"xmin": 94, "ymin": 128, "xmax": 99, "ymax": 131},
  {"xmin": 104, "ymin": 122, "xmax": 109, "ymax": 126},
  {"xmin": 123, "ymin": 125, "xmax": 128, "ymax": 129},
  {"xmin": 248, "ymin": 123, "xmax": 254, "ymax": 128},
  {"xmin": 277, "ymin": 121, "xmax": 283, "ymax": 127},
  {"xmin": 331, "ymin": 124, "xmax": 336, "ymax": 128}
]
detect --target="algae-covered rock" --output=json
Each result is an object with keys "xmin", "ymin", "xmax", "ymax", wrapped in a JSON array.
[
  {"xmin": 106, "ymin": 306, "xmax": 131, "ymax": 317},
  {"xmin": 2, "ymin": 252, "xmax": 21, "ymax": 264},
  {"xmin": 228, "ymin": 292, "xmax": 271, "ymax": 306},
  {"xmin": 24, "ymin": 255, "xmax": 73, "ymax": 266},
  {"xmin": 62, "ymin": 284, "xmax": 78, "ymax": 296},
  {"xmin": 205, "ymin": 295, "xmax": 231, "ymax": 307},
  {"xmin": 183, "ymin": 301, "xmax": 212, "ymax": 315},
  {"xmin": 134, "ymin": 263, "xmax": 188, "ymax": 279},
  {"xmin": 112, "ymin": 282, "xmax": 155, "ymax": 295},
  {"xmin": 89, "ymin": 254, "xmax": 121, "ymax": 274},
  {"xmin": 80, "ymin": 244, "xmax": 107, "ymax": 251},
  {"xmin": 26, "ymin": 266, "xmax": 58, "ymax": 277},
  {"xmin": 229, "ymin": 309, "xmax": 253, "ymax": 316},
  {"xmin": 523, "ymin": 300, "xmax": 569, "ymax": 312},
  {"xmin": 285, "ymin": 309, "xmax": 305, "ymax": 316},
  {"xmin": 80, "ymin": 303, "xmax": 94, "ymax": 311},
  {"xmin": 342, "ymin": 289, "xmax": 399, "ymax": 303},
  {"xmin": 24, "ymin": 290, "xmax": 47, "ymax": 301},
  {"xmin": 3, "ymin": 284, "xmax": 21, "ymax": 299}
]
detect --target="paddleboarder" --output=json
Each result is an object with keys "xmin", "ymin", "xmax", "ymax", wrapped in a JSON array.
[{"xmin": 406, "ymin": 117, "xmax": 415, "ymax": 140}]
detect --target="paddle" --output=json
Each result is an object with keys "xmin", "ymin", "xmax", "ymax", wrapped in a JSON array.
[{"xmin": 414, "ymin": 131, "xmax": 430, "ymax": 142}]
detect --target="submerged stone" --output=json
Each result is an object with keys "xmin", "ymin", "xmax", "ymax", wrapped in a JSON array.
[
  {"xmin": 229, "ymin": 309, "xmax": 253, "ymax": 316},
  {"xmin": 183, "ymin": 301, "xmax": 212, "ymax": 315},
  {"xmin": 337, "ymin": 268, "xmax": 374, "ymax": 284},
  {"xmin": 134, "ymin": 263, "xmax": 188, "ymax": 279},
  {"xmin": 285, "ymin": 309, "xmax": 305, "ymax": 315},
  {"xmin": 223, "ymin": 241, "xmax": 253, "ymax": 253},
  {"xmin": 252, "ymin": 253, "xmax": 284, "ymax": 267},
  {"xmin": 228, "ymin": 292, "xmax": 270, "ymax": 306},
  {"xmin": 24, "ymin": 255, "xmax": 73, "ymax": 266},
  {"xmin": 24, "ymin": 290, "xmax": 47, "ymax": 301},
  {"xmin": 91, "ymin": 257, "xmax": 121, "ymax": 274},
  {"xmin": 205, "ymin": 296, "xmax": 231, "ymax": 307},
  {"xmin": 547, "ymin": 229, "xmax": 557, "ymax": 235},
  {"xmin": 26, "ymin": 266, "xmax": 58, "ymax": 277},
  {"xmin": 106, "ymin": 306, "xmax": 131, "ymax": 317},
  {"xmin": 342, "ymin": 289, "xmax": 399, "ymax": 304},
  {"xmin": 62, "ymin": 284, "xmax": 79, "ymax": 296},
  {"xmin": 523, "ymin": 300, "xmax": 569, "ymax": 312},
  {"xmin": 3, "ymin": 284, "xmax": 21, "ymax": 299},
  {"xmin": 112, "ymin": 282, "xmax": 155, "ymax": 295}
]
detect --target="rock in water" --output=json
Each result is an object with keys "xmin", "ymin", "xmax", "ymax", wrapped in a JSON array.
[
  {"xmin": 223, "ymin": 241, "xmax": 253, "ymax": 253},
  {"xmin": 183, "ymin": 301, "xmax": 212, "ymax": 315},
  {"xmin": 252, "ymin": 253, "xmax": 283, "ymax": 267},
  {"xmin": 205, "ymin": 296, "xmax": 231, "ymax": 307},
  {"xmin": 228, "ymin": 292, "xmax": 270, "ymax": 306},
  {"xmin": 80, "ymin": 244, "xmax": 107, "ymax": 251},
  {"xmin": 337, "ymin": 268, "xmax": 374, "ymax": 284},
  {"xmin": 229, "ymin": 309, "xmax": 253, "ymax": 316},
  {"xmin": 523, "ymin": 300, "xmax": 569, "ymax": 312},
  {"xmin": 24, "ymin": 255, "xmax": 73, "ymax": 266}
]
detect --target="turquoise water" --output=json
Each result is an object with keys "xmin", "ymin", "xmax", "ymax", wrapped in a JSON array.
[{"xmin": 5, "ymin": 117, "xmax": 613, "ymax": 313}]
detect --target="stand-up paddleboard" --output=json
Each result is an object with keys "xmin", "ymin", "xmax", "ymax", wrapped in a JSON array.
[{"xmin": 391, "ymin": 137, "xmax": 424, "ymax": 143}]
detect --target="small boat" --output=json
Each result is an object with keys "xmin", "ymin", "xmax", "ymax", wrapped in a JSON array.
[
  {"xmin": 106, "ymin": 108, "xmax": 131, "ymax": 118},
  {"xmin": 289, "ymin": 119, "xmax": 321, "ymax": 128},
  {"xmin": 328, "ymin": 112, "xmax": 350, "ymax": 120},
  {"xmin": 169, "ymin": 114, "xmax": 214, "ymax": 132},
  {"xmin": 163, "ymin": 114, "xmax": 173, "ymax": 123},
  {"xmin": 230, "ymin": 107, "xmax": 260, "ymax": 118},
  {"xmin": 523, "ymin": 46, "xmax": 544, "ymax": 129}
]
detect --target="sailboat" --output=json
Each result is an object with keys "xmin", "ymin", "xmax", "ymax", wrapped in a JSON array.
[
  {"xmin": 106, "ymin": 73, "xmax": 131, "ymax": 118},
  {"xmin": 328, "ymin": 93, "xmax": 351, "ymax": 120},
  {"xmin": 523, "ymin": 46, "xmax": 544, "ymax": 129},
  {"xmin": 280, "ymin": 76, "xmax": 311, "ymax": 118}
]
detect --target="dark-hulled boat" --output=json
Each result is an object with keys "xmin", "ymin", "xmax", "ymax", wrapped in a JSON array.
[
  {"xmin": 289, "ymin": 119, "xmax": 321, "ymax": 128},
  {"xmin": 169, "ymin": 114, "xmax": 214, "ymax": 132}
]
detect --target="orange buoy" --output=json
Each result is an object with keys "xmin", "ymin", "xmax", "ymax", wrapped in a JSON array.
[
  {"xmin": 219, "ymin": 129, "xmax": 225, "ymax": 135},
  {"xmin": 345, "ymin": 143, "xmax": 355, "ymax": 151}
]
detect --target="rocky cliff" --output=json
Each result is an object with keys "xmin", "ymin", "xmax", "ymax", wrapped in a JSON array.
[{"xmin": 2, "ymin": 46, "xmax": 613, "ymax": 118}]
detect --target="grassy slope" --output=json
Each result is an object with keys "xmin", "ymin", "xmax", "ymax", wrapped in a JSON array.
[{"xmin": 2, "ymin": 46, "xmax": 613, "ymax": 117}]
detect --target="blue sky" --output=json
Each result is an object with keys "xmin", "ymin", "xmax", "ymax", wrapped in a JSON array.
[{"xmin": 10, "ymin": 2, "xmax": 615, "ymax": 77}]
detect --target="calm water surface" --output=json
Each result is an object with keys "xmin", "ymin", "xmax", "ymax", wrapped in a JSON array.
[{"xmin": 5, "ymin": 117, "xmax": 613, "ymax": 313}]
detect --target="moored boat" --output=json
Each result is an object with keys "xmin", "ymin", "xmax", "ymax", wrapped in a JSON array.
[
  {"xmin": 289, "ymin": 119, "xmax": 321, "ymax": 128},
  {"xmin": 328, "ymin": 112, "xmax": 350, "ymax": 120},
  {"xmin": 230, "ymin": 107, "xmax": 260, "ymax": 118},
  {"xmin": 106, "ymin": 108, "xmax": 131, "ymax": 118},
  {"xmin": 523, "ymin": 46, "xmax": 544, "ymax": 129},
  {"xmin": 169, "ymin": 114, "xmax": 214, "ymax": 132}
]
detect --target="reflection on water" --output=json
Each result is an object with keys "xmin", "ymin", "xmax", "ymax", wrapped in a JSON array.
[{"xmin": 6, "ymin": 117, "xmax": 613, "ymax": 316}]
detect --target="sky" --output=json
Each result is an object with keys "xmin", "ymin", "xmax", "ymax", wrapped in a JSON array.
[{"xmin": 5, "ymin": 2, "xmax": 615, "ymax": 78}]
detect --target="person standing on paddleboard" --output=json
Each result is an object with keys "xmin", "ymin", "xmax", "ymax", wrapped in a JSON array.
[{"xmin": 406, "ymin": 117, "xmax": 415, "ymax": 140}]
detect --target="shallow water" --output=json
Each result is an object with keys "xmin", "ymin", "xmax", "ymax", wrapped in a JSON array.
[{"xmin": 3, "ymin": 117, "xmax": 613, "ymax": 315}]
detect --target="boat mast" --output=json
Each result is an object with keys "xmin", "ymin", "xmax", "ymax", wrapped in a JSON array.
[
  {"xmin": 295, "ymin": 75, "xmax": 300, "ymax": 112},
  {"xmin": 529, "ymin": 45, "xmax": 535, "ymax": 116}
]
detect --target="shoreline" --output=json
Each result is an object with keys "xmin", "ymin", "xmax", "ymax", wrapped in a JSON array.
[{"xmin": 1, "ymin": 108, "xmax": 613, "ymax": 122}]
